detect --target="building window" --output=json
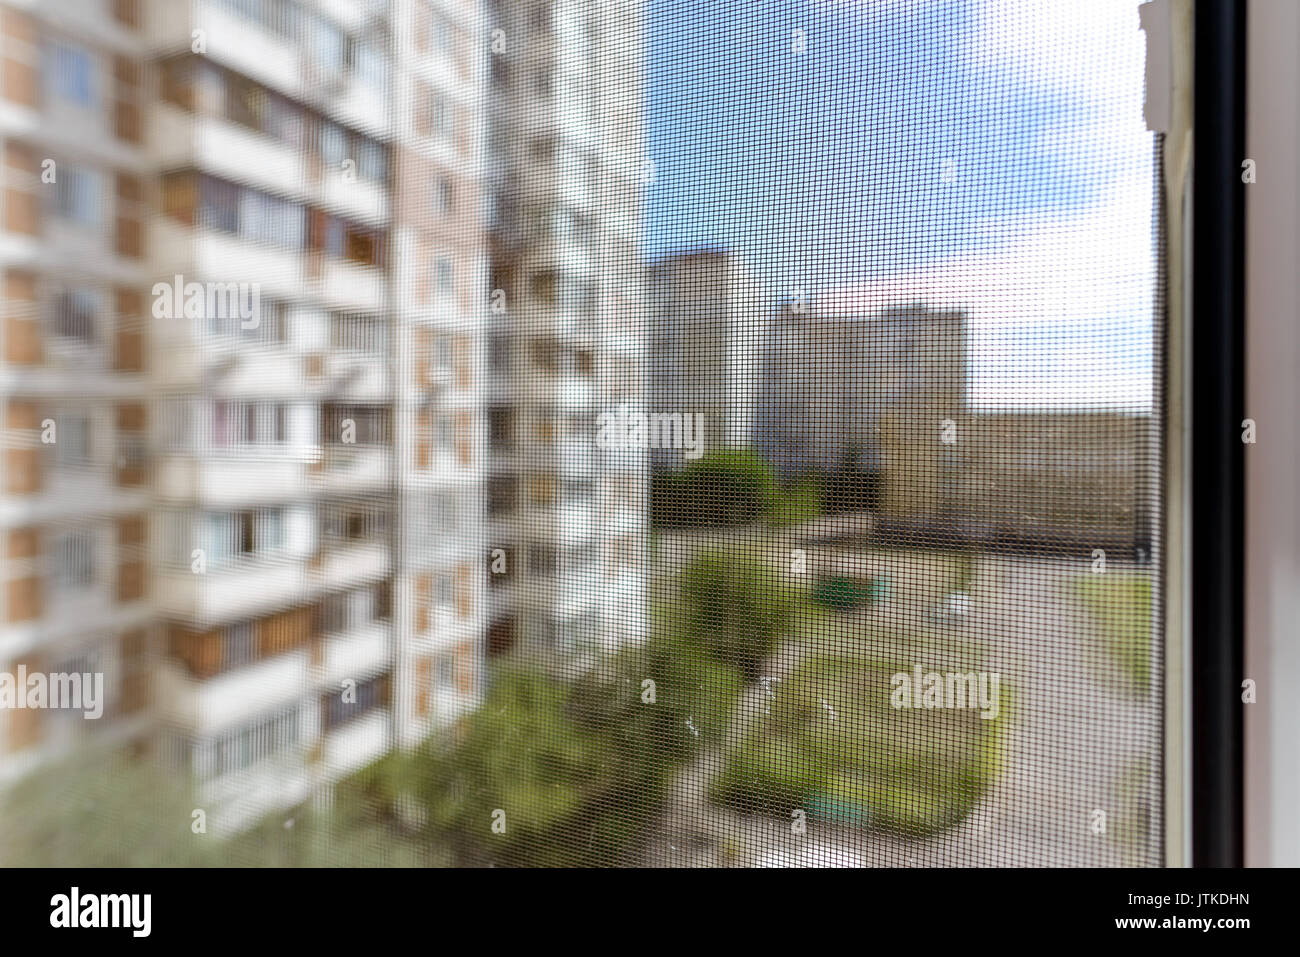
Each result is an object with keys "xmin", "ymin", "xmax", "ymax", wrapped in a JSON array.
[
  {"xmin": 308, "ymin": 13, "xmax": 346, "ymax": 77},
  {"xmin": 487, "ymin": 475, "xmax": 516, "ymax": 515},
  {"xmin": 50, "ymin": 288, "xmax": 98, "ymax": 345},
  {"xmin": 434, "ymin": 256, "xmax": 454, "ymax": 300},
  {"xmin": 529, "ymin": 545, "xmax": 558, "ymax": 578},
  {"xmin": 195, "ymin": 707, "xmax": 300, "ymax": 778},
  {"xmin": 436, "ymin": 655, "xmax": 454, "ymax": 692},
  {"xmin": 356, "ymin": 136, "xmax": 387, "ymax": 182},
  {"xmin": 433, "ymin": 175, "xmax": 454, "ymax": 217},
  {"xmin": 198, "ymin": 176, "xmax": 241, "ymax": 234},
  {"xmin": 431, "ymin": 91, "xmax": 450, "ymax": 140},
  {"xmin": 46, "ymin": 40, "xmax": 95, "ymax": 107},
  {"xmin": 488, "ymin": 406, "xmax": 514, "ymax": 452},
  {"xmin": 56, "ymin": 413, "xmax": 93, "ymax": 469},
  {"xmin": 331, "ymin": 313, "xmax": 386, "ymax": 354},
  {"xmin": 350, "ymin": 40, "xmax": 386, "ymax": 92},
  {"xmin": 324, "ymin": 675, "xmax": 387, "ymax": 730},
  {"xmin": 490, "ymin": 332, "xmax": 510, "ymax": 373},
  {"xmin": 435, "ymin": 571, "xmax": 453, "ymax": 609},
  {"xmin": 53, "ymin": 529, "xmax": 94, "ymax": 591},
  {"xmin": 52, "ymin": 167, "xmax": 101, "ymax": 226},
  {"xmin": 319, "ymin": 120, "xmax": 347, "ymax": 166}
]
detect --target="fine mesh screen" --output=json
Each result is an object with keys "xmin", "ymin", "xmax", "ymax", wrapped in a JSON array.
[{"xmin": 0, "ymin": 0, "xmax": 1162, "ymax": 868}]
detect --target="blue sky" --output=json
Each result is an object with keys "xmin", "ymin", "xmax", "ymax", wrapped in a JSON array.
[{"xmin": 644, "ymin": 0, "xmax": 1157, "ymax": 410}]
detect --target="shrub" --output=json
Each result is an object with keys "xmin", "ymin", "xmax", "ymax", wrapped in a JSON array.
[
  {"xmin": 651, "ymin": 448, "xmax": 779, "ymax": 528},
  {"xmin": 406, "ymin": 666, "xmax": 627, "ymax": 866},
  {"xmin": 678, "ymin": 547, "xmax": 797, "ymax": 681},
  {"xmin": 403, "ymin": 629, "xmax": 748, "ymax": 867},
  {"xmin": 767, "ymin": 475, "xmax": 823, "ymax": 526},
  {"xmin": 713, "ymin": 655, "xmax": 1008, "ymax": 837}
]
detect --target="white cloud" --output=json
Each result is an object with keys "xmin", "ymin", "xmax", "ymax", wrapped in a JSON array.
[{"xmin": 819, "ymin": 0, "xmax": 1157, "ymax": 411}]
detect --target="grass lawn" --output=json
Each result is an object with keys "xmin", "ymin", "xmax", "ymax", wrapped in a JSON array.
[
  {"xmin": 1073, "ymin": 574, "xmax": 1153, "ymax": 694},
  {"xmin": 712, "ymin": 651, "xmax": 1009, "ymax": 837}
]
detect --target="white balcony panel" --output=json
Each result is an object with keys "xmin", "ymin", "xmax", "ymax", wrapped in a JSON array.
[
  {"xmin": 154, "ymin": 560, "xmax": 306, "ymax": 624},
  {"xmin": 186, "ymin": 651, "xmax": 311, "ymax": 735},
  {"xmin": 543, "ymin": 504, "xmax": 598, "ymax": 546},
  {"xmin": 197, "ymin": 120, "xmax": 305, "ymax": 196},
  {"xmin": 218, "ymin": 349, "xmax": 307, "ymax": 397},
  {"xmin": 323, "ymin": 352, "xmax": 388, "ymax": 400},
  {"xmin": 199, "ymin": 4, "xmax": 300, "ymax": 95},
  {"xmin": 319, "ymin": 446, "xmax": 389, "ymax": 493},
  {"xmin": 156, "ymin": 455, "xmax": 305, "ymax": 506},
  {"xmin": 313, "ymin": 542, "xmax": 388, "ymax": 591},
  {"xmin": 195, "ymin": 231, "xmax": 304, "ymax": 300},
  {"xmin": 321, "ymin": 623, "xmax": 389, "ymax": 688},
  {"xmin": 332, "ymin": 84, "xmax": 390, "ymax": 141},
  {"xmin": 320, "ymin": 173, "xmax": 388, "ymax": 225},
  {"xmin": 319, "ymin": 259, "xmax": 386, "ymax": 313},
  {"xmin": 320, "ymin": 709, "xmax": 389, "ymax": 778}
]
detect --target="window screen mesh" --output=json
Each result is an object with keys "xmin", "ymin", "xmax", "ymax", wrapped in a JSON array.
[{"xmin": 0, "ymin": 0, "xmax": 1162, "ymax": 868}]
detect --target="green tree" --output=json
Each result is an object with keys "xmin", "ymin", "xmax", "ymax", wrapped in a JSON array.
[{"xmin": 678, "ymin": 547, "xmax": 798, "ymax": 681}]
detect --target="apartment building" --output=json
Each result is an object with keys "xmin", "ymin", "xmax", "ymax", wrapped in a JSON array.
[
  {"xmin": 757, "ymin": 301, "xmax": 968, "ymax": 477},
  {"xmin": 0, "ymin": 0, "xmax": 155, "ymax": 783},
  {"xmin": 483, "ymin": 0, "xmax": 646, "ymax": 665},
  {"xmin": 142, "ymin": 0, "xmax": 407, "ymax": 829},
  {"xmin": 0, "ymin": 0, "xmax": 490, "ymax": 832},
  {"xmin": 389, "ymin": 0, "xmax": 487, "ymax": 746},
  {"xmin": 1, "ymin": 0, "xmax": 645, "ymax": 829},
  {"xmin": 648, "ymin": 249, "xmax": 767, "ymax": 470}
]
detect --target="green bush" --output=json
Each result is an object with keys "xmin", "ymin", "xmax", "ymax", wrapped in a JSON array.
[
  {"xmin": 569, "ymin": 628, "xmax": 745, "ymax": 770},
  {"xmin": 0, "ymin": 747, "xmax": 424, "ymax": 867},
  {"xmin": 403, "ymin": 666, "xmax": 631, "ymax": 867},
  {"xmin": 678, "ymin": 547, "xmax": 798, "ymax": 681},
  {"xmin": 713, "ymin": 655, "xmax": 1009, "ymax": 837},
  {"xmin": 652, "ymin": 448, "xmax": 779, "ymax": 528},
  {"xmin": 767, "ymin": 475, "xmax": 823, "ymax": 526},
  {"xmin": 398, "ymin": 626, "xmax": 749, "ymax": 868}
]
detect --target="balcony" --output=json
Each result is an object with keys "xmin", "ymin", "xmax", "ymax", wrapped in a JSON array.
[
  {"xmin": 160, "ymin": 649, "xmax": 311, "ymax": 736},
  {"xmin": 152, "ymin": 220, "xmax": 304, "ymax": 303},
  {"xmin": 319, "ymin": 707, "xmax": 389, "ymax": 778},
  {"xmin": 313, "ymin": 350, "xmax": 389, "ymax": 401},
  {"xmin": 155, "ymin": 454, "xmax": 306, "ymax": 507},
  {"xmin": 151, "ymin": 1, "xmax": 300, "ymax": 95},
  {"xmin": 154, "ymin": 559, "xmax": 308, "ymax": 626},
  {"xmin": 309, "ymin": 540, "xmax": 389, "ymax": 592},
  {"xmin": 313, "ymin": 445, "xmax": 390, "ymax": 494},
  {"xmin": 319, "ymin": 621, "xmax": 390, "ymax": 689},
  {"xmin": 152, "ymin": 106, "xmax": 302, "ymax": 197},
  {"xmin": 313, "ymin": 256, "xmax": 387, "ymax": 314},
  {"xmin": 151, "ymin": 105, "xmax": 388, "ymax": 225}
]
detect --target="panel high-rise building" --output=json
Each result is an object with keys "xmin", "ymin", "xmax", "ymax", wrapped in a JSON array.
[
  {"xmin": 758, "ymin": 301, "xmax": 968, "ymax": 477},
  {"xmin": 483, "ymin": 0, "xmax": 647, "ymax": 664},
  {"xmin": 0, "ymin": 0, "xmax": 490, "ymax": 832},
  {"xmin": 0, "ymin": 0, "xmax": 646, "ymax": 833},
  {"xmin": 648, "ymin": 250, "xmax": 768, "ymax": 470}
]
